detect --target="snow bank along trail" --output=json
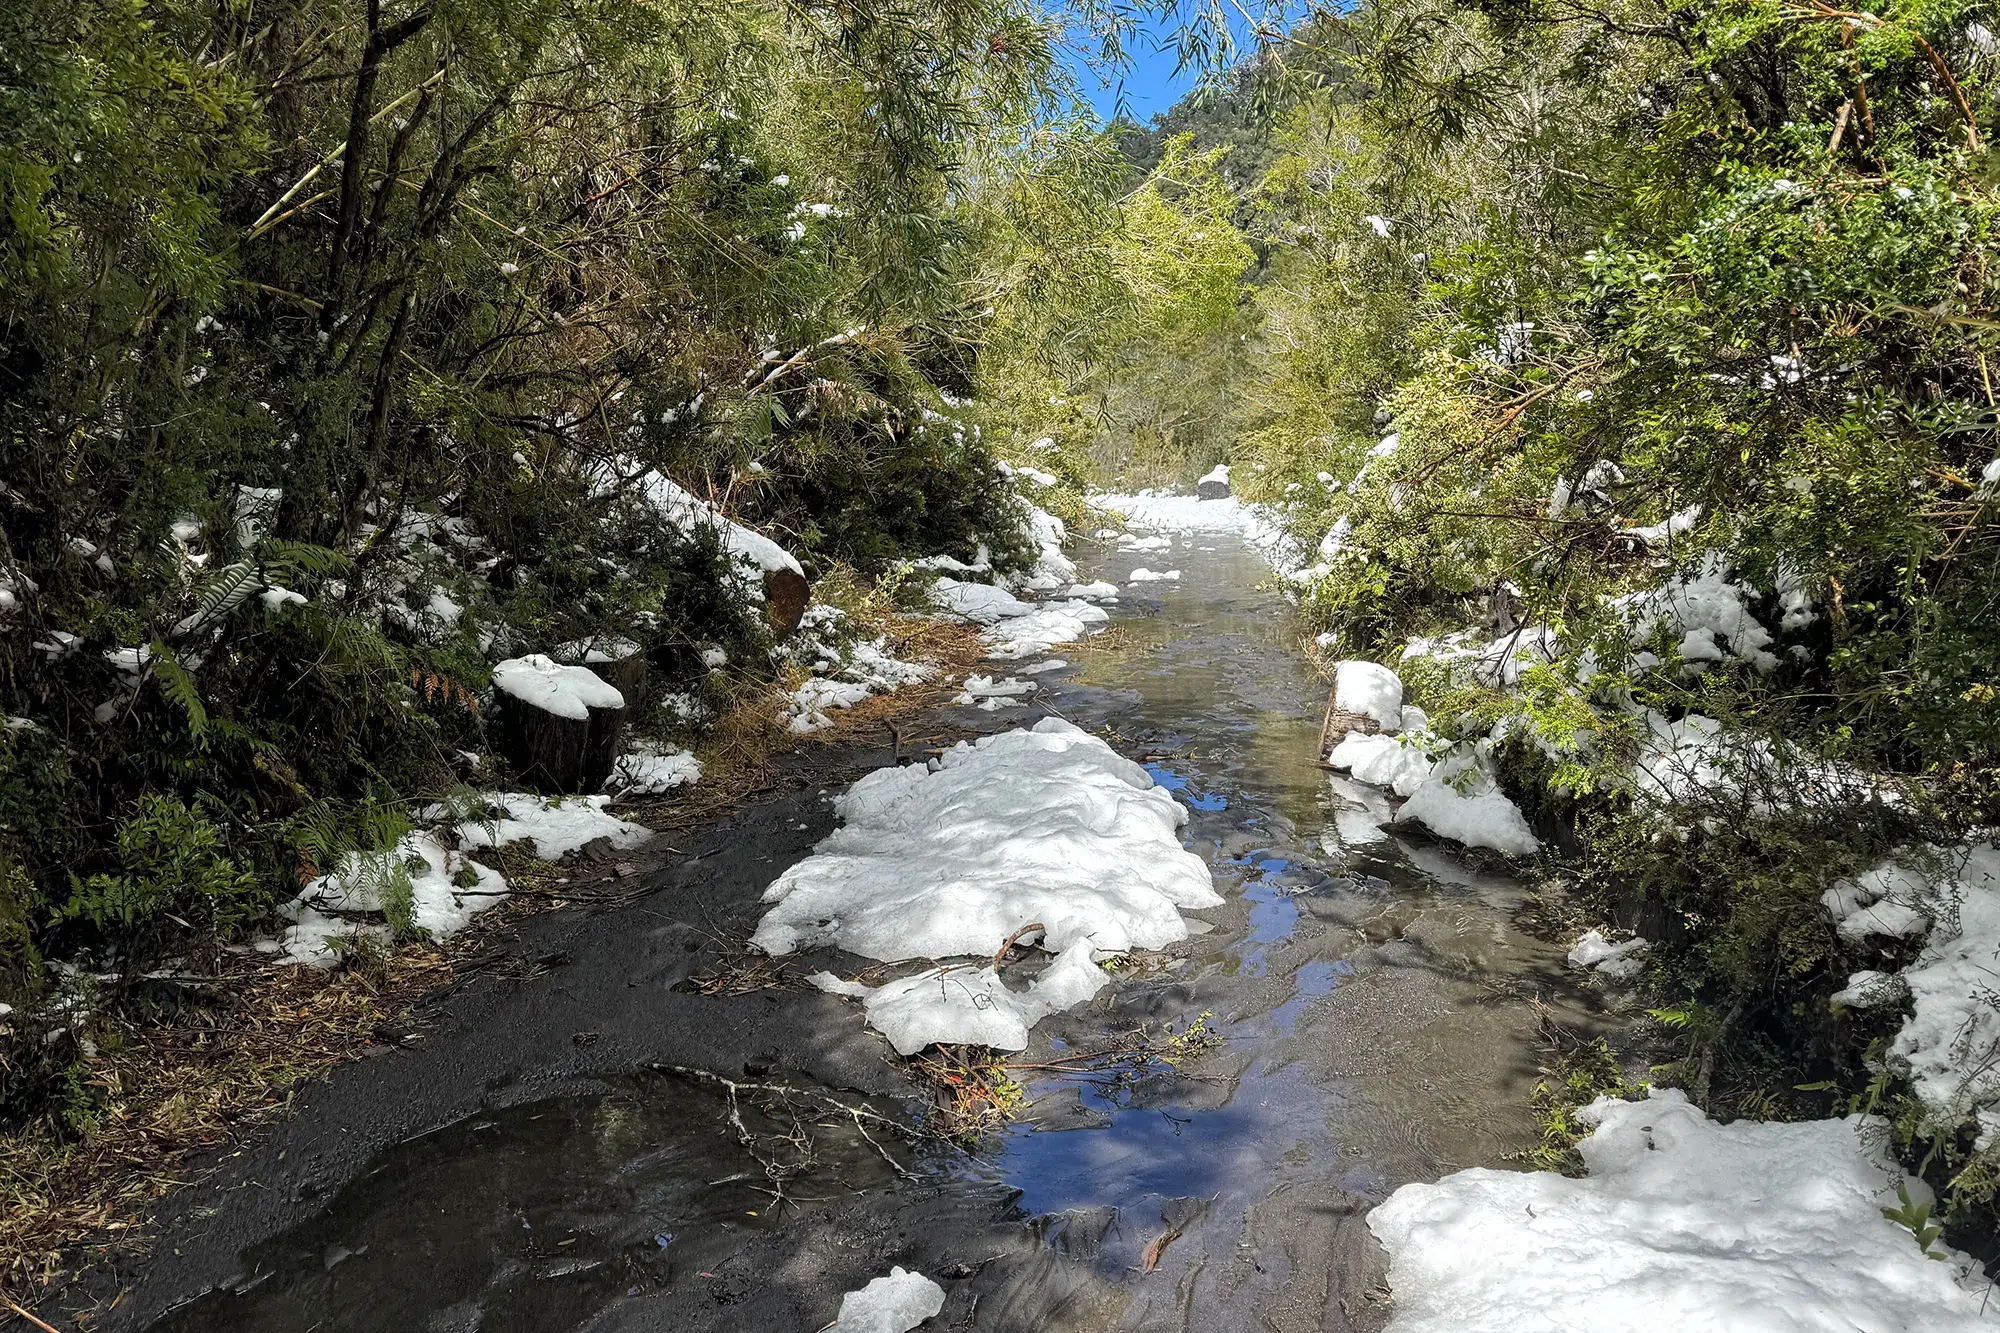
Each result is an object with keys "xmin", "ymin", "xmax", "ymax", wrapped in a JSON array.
[
  {"xmin": 754, "ymin": 718, "xmax": 1221, "ymax": 1052},
  {"xmin": 1369, "ymin": 1088, "xmax": 1995, "ymax": 1332}
]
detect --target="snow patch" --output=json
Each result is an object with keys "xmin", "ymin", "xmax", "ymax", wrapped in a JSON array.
[
  {"xmin": 611, "ymin": 741, "xmax": 702, "ymax": 795},
  {"xmin": 491, "ymin": 654, "xmax": 624, "ymax": 721},
  {"xmin": 1568, "ymin": 929, "xmax": 1650, "ymax": 980},
  {"xmin": 828, "ymin": 1267, "xmax": 947, "ymax": 1333},
  {"xmin": 952, "ymin": 674, "xmax": 1036, "ymax": 710},
  {"xmin": 813, "ymin": 944, "xmax": 1108, "ymax": 1055},
  {"xmin": 1367, "ymin": 1087, "xmax": 1994, "ymax": 1332},
  {"xmin": 1395, "ymin": 746, "xmax": 1539, "ymax": 858},
  {"xmin": 455, "ymin": 792, "xmax": 650, "ymax": 861},
  {"xmin": 752, "ymin": 719, "xmax": 1221, "ymax": 963}
]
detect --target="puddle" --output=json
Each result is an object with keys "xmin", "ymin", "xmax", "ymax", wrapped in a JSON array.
[{"xmin": 147, "ymin": 1070, "xmax": 913, "ymax": 1333}]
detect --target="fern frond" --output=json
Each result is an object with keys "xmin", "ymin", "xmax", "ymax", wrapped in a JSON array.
[
  {"xmin": 172, "ymin": 559, "xmax": 262, "ymax": 638},
  {"xmin": 148, "ymin": 641, "xmax": 209, "ymax": 739}
]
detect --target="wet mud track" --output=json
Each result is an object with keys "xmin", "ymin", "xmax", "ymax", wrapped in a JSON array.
[{"xmin": 84, "ymin": 533, "xmax": 1611, "ymax": 1333}]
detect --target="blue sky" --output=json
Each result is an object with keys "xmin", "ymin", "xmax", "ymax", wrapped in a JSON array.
[{"xmin": 1061, "ymin": 17, "xmax": 1203, "ymax": 125}]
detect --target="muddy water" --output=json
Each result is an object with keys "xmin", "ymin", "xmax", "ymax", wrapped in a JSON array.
[
  {"xmin": 143, "ymin": 528, "xmax": 1602, "ymax": 1332},
  {"xmin": 966, "ymin": 534, "xmax": 1603, "ymax": 1330}
]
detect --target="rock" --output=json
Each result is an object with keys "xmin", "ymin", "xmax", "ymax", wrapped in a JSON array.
[
  {"xmin": 764, "ymin": 565, "xmax": 811, "ymax": 637},
  {"xmin": 1195, "ymin": 463, "xmax": 1231, "ymax": 499}
]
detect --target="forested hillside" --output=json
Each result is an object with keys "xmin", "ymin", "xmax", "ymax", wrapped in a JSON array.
[{"xmin": 1, "ymin": 2, "xmax": 1068, "ymax": 1006}]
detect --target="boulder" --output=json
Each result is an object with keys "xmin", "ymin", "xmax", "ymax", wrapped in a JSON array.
[{"xmin": 1195, "ymin": 463, "xmax": 1231, "ymax": 499}]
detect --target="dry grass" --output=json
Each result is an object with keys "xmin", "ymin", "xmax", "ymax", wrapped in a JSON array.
[
  {"xmin": 620, "ymin": 614, "xmax": 988, "ymax": 836},
  {"xmin": 0, "ymin": 614, "xmax": 995, "ymax": 1313}
]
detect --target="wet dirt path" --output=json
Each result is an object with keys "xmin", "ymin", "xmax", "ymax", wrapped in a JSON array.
[{"xmin": 109, "ymin": 529, "xmax": 1606, "ymax": 1333}]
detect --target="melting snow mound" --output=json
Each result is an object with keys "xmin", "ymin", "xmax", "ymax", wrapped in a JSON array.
[
  {"xmin": 1395, "ymin": 747, "xmax": 1539, "ymax": 857},
  {"xmin": 829, "ymin": 1267, "xmax": 946, "ymax": 1333},
  {"xmin": 1334, "ymin": 660, "xmax": 1404, "ymax": 731},
  {"xmin": 752, "ymin": 718, "xmax": 1221, "ymax": 962},
  {"xmin": 1367, "ymin": 1087, "xmax": 1995, "ymax": 1332},
  {"xmin": 812, "ymin": 944, "xmax": 1109, "ymax": 1055}
]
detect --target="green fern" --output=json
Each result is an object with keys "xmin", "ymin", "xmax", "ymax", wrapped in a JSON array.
[{"xmin": 148, "ymin": 642, "xmax": 209, "ymax": 739}]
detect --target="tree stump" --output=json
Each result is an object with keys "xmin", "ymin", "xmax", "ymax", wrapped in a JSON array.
[
  {"xmin": 1319, "ymin": 698, "xmax": 1381, "ymax": 762},
  {"xmin": 555, "ymin": 635, "xmax": 648, "ymax": 716},
  {"xmin": 490, "ymin": 655, "xmax": 627, "ymax": 793},
  {"xmin": 764, "ymin": 566, "xmax": 811, "ymax": 638}
]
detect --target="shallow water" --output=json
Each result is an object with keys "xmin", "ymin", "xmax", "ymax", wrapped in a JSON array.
[
  {"xmin": 955, "ymin": 535, "xmax": 1599, "ymax": 1330},
  {"xmin": 147, "ymin": 1070, "xmax": 918, "ymax": 1332},
  {"xmin": 144, "ymin": 528, "xmax": 1601, "ymax": 1332}
]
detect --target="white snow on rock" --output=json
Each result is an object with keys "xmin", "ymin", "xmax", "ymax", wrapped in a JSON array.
[
  {"xmin": 1568, "ymin": 928, "xmax": 1650, "ymax": 980},
  {"xmin": 610, "ymin": 741, "xmax": 702, "ymax": 795},
  {"xmin": 953, "ymin": 674, "xmax": 1036, "ymax": 710},
  {"xmin": 1197, "ymin": 463, "xmax": 1230, "ymax": 488},
  {"xmin": 455, "ymin": 792, "xmax": 650, "ymax": 860},
  {"xmin": 1334, "ymin": 660, "xmax": 1404, "ymax": 731},
  {"xmin": 812, "ymin": 944, "xmax": 1109, "ymax": 1055},
  {"xmin": 491, "ymin": 654, "xmax": 624, "ymax": 721},
  {"xmin": 1366, "ymin": 1087, "xmax": 1994, "ymax": 1333},
  {"xmin": 1127, "ymin": 567, "xmax": 1180, "ymax": 583},
  {"xmin": 1395, "ymin": 746, "xmax": 1539, "ymax": 858},
  {"xmin": 827, "ymin": 1267, "xmax": 947, "ymax": 1333},
  {"xmin": 752, "ymin": 719, "xmax": 1221, "ymax": 963},
  {"xmin": 1063, "ymin": 580, "xmax": 1120, "ymax": 602},
  {"xmin": 1328, "ymin": 731, "xmax": 1433, "ymax": 798}
]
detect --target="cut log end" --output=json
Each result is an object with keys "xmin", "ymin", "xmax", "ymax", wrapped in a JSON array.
[{"xmin": 764, "ymin": 566, "xmax": 810, "ymax": 638}]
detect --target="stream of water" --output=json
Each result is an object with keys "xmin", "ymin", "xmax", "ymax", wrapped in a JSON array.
[{"xmin": 146, "ymin": 528, "xmax": 1604, "ymax": 1332}]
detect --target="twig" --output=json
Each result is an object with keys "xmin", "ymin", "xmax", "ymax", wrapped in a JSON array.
[
  {"xmin": 991, "ymin": 922, "xmax": 1046, "ymax": 969},
  {"xmin": 7, "ymin": 1299, "xmax": 65, "ymax": 1333}
]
